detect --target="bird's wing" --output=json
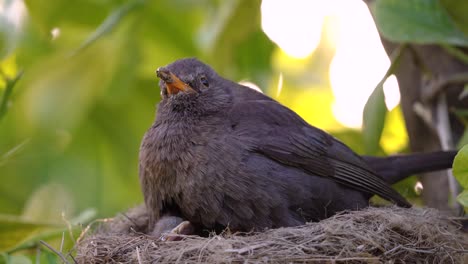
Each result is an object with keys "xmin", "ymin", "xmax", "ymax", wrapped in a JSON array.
[{"xmin": 230, "ymin": 99, "xmax": 410, "ymax": 207}]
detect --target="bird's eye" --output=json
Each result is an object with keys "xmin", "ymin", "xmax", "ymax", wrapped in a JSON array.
[{"xmin": 200, "ymin": 76, "xmax": 209, "ymax": 87}]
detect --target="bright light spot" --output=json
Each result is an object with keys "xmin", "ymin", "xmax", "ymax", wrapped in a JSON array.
[
  {"xmin": 239, "ymin": 81, "xmax": 263, "ymax": 93},
  {"xmin": 261, "ymin": 0, "xmax": 401, "ymax": 128},
  {"xmin": 51, "ymin": 27, "xmax": 61, "ymax": 40},
  {"xmin": 276, "ymin": 72, "xmax": 283, "ymax": 98},
  {"xmin": 414, "ymin": 181, "xmax": 423, "ymax": 195},
  {"xmin": 329, "ymin": 0, "xmax": 400, "ymax": 128},
  {"xmin": 261, "ymin": 0, "xmax": 332, "ymax": 59},
  {"xmin": 0, "ymin": 0, "xmax": 27, "ymax": 56},
  {"xmin": 383, "ymin": 75, "xmax": 400, "ymax": 110},
  {"xmin": 0, "ymin": 0, "xmax": 26, "ymax": 29}
]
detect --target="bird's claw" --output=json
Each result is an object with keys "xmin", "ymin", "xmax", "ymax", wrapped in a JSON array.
[{"xmin": 159, "ymin": 221, "xmax": 194, "ymax": 241}]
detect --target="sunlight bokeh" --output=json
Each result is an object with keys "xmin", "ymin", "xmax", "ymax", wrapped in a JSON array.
[
  {"xmin": 261, "ymin": 0, "xmax": 401, "ymax": 128},
  {"xmin": 261, "ymin": 0, "xmax": 331, "ymax": 59}
]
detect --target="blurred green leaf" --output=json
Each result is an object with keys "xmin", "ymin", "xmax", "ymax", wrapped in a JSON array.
[
  {"xmin": 362, "ymin": 81, "xmax": 386, "ymax": 155},
  {"xmin": 0, "ymin": 215, "xmax": 60, "ymax": 253},
  {"xmin": 21, "ymin": 183, "xmax": 74, "ymax": 224},
  {"xmin": 20, "ymin": 38, "xmax": 121, "ymax": 131},
  {"xmin": 362, "ymin": 45, "xmax": 405, "ymax": 155},
  {"xmin": 0, "ymin": 206, "xmax": 94, "ymax": 255},
  {"xmin": 459, "ymin": 85, "xmax": 468, "ymax": 100},
  {"xmin": 0, "ymin": 70, "xmax": 23, "ymax": 123},
  {"xmin": 440, "ymin": 44, "xmax": 468, "ymax": 64},
  {"xmin": 0, "ymin": 139, "xmax": 30, "ymax": 167},
  {"xmin": 440, "ymin": 0, "xmax": 468, "ymax": 35},
  {"xmin": 24, "ymin": 0, "xmax": 112, "ymax": 35},
  {"xmin": 456, "ymin": 190, "xmax": 468, "ymax": 211},
  {"xmin": 453, "ymin": 108, "xmax": 468, "ymax": 118},
  {"xmin": 453, "ymin": 145, "xmax": 468, "ymax": 189},
  {"xmin": 71, "ymin": 0, "xmax": 144, "ymax": 57},
  {"xmin": 70, "ymin": 208, "xmax": 97, "ymax": 225},
  {"xmin": 198, "ymin": 0, "xmax": 272, "ymax": 78},
  {"xmin": 0, "ymin": 254, "xmax": 32, "ymax": 264},
  {"xmin": 372, "ymin": 0, "xmax": 468, "ymax": 46},
  {"xmin": 457, "ymin": 129, "xmax": 468, "ymax": 149}
]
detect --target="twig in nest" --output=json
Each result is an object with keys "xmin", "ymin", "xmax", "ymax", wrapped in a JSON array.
[
  {"xmin": 76, "ymin": 217, "xmax": 113, "ymax": 243},
  {"xmin": 224, "ymin": 242, "xmax": 270, "ymax": 254},
  {"xmin": 39, "ymin": 240, "xmax": 74, "ymax": 264},
  {"xmin": 120, "ymin": 212, "xmax": 139, "ymax": 228},
  {"xmin": 75, "ymin": 206, "xmax": 468, "ymax": 263},
  {"xmin": 136, "ymin": 246, "xmax": 142, "ymax": 264}
]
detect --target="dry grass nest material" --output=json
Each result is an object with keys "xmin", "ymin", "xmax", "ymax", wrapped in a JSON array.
[{"xmin": 76, "ymin": 205, "xmax": 468, "ymax": 263}]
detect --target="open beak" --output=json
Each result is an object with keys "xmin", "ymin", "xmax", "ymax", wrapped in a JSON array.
[{"xmin": 156, "ymin": 68, "xmax": 196, "ymax": 95}]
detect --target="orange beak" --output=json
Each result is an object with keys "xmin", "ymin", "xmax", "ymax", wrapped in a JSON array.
[{"xmin": 156, "ymin": 68, "xmax": 196, "ymax": 95}]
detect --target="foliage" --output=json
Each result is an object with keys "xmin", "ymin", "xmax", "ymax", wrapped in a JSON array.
[
  {"xmin": 0, "ymin": 0, "xmax": 345, "ymax": 260},
  {"xmin": 369, "ymin": 0, "xmax": 468, "ymax": 211},
  {"xmin": 372, "ymin": 0, "xmax": 468, "ymax": 46},
  {"xmin": 0, "ymin": 0, "xmax": 467, "ymax": 261},
  {"xmin": 453, "ymin": 145, "xmax": 468, "ymax": 211},
  {"xmin": 362, "ymin": 45, "xmax": 406, "ymax": 155}
]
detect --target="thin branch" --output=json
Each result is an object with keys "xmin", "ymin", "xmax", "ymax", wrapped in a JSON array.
[
  {"xmin": 120, "ymin": 212, "xmax": 139, "ymax": 227},
  {"xmin": 36, "ymin": 245, "xmax": 41, "ymax": 264},
  {"xmin": 69, "ymin": 0, "xmax": 145, "ymax": 57},
  {"xmin": 0, "ymin": 138, "xmax": 30, "ymax": 167},
  {"xmin": 136, "ymin": 246, "xmax": 142, "ymax": 264},
  {"xmin": 441, "ymin": 44, "xmax": 468, "ymax": 64},
  {"xmin": 39, "ymin": 240, "xmax": 70, "ymax": 264},
  {"xmin": 59, "ymin": 232, "xmax": 65, "ymax": 253},
  {"xmin": 0, "ymin": 70, "xmax": 23, "ymax": 122},
  {"xmin": 76, "ymin": 217, "xmax": 112, "ymax": 243},
  {"xmin": 412, "ymin": 102, "xmax": 437, "ymax": 133},
  {"xmin": 435, "ymin": 94, "xmax": 461, "ymax": 211},
  {"xmin": 422, "ymin": 72, "xmax": 468, "ymax": 103}
]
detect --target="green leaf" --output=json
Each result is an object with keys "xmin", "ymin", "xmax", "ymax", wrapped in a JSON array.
[
  {"xmin": 0, "ymin": 254, "xmax": 33, "ymax": 264},
  {"xmin": 0, "ymin": 71, "xmax": 23, "ymax": 123},
  {"xmin": 459, "ymin": 85, "xmax": 468, "ymax": 100},
  {"xmin": 23, "ymin": 0, "xmax": 112, "ymax": 34},
  {"xmin": 0, "ymin": 207, "xmax": 95, "ymax": 255},
  {"xmin": 197, "ymin": 0, "xmax": 272, "ymax": 79},
  {"xmin": 20, "ymin": 38, "xmax": 120, "ymax": 131},
  {"xmin": 70, "ymin": 208, "xmax": 97, "ymax": 225},
  {"xmin": 456, "ymin": 190, "xmax": 468, "ymax": 210},
  {"xmin": 440, "ymin": 0, "xmax": 468, "ymax": 36},
  {"xmin": 362, "ymin": 81, "xmax": 387, "ymax": 155},
  {"xmin": 453, "ymin": 144, "xmax": 468, "ymax": 189},
  {"xmin": 0, "ymin": 215, "xmax": 61, "ymax": 253},
  {"xmin": 457, "ymin": 129, "xmax": 468, "ymax": 149},
  {"xmin": 372, "ymin": 0, "xmax": 468, "ymax": 46},
  {"xmin": 21, "ymin": 183, "xmax": 74, "ymax": 224},
  {"xmin": 362, "ymin": 45, "xmax": 406, "ymax": 155},
  {"xmin": 70, "ymin": 0, "xmax": 144, "ymax": 57}
]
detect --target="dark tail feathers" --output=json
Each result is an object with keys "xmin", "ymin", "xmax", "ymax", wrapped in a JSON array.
[{"xmin": 363, "ymin": 151, "xmax": 457, "ymax": 184}]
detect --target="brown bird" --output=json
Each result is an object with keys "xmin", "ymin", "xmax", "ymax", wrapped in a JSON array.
[{"xmin": 139, "ymin": 58, "xmax": 455, "ymax": 232}]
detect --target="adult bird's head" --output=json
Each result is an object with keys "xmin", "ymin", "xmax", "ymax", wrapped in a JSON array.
[{"xmin": 155, "ymin": 58, "xmax": 237, "ymax": 119}]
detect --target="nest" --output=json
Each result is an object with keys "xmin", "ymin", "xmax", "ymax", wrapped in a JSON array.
[{"xmin": 75, "ymin": 205, "xmax": 468, "ymax": 263}]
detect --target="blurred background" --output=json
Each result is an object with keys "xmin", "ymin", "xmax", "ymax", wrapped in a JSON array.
[
  {"xmin": 1, "ymin": 0, "xmax": 468, "ymax": 260},
  {"xmin": 0, "ymin": 0, "xmax": 409, "ymax": 220},
  {"xmin": 4, "ymin": 0, "xmax": 468, "ymax": 263}
]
